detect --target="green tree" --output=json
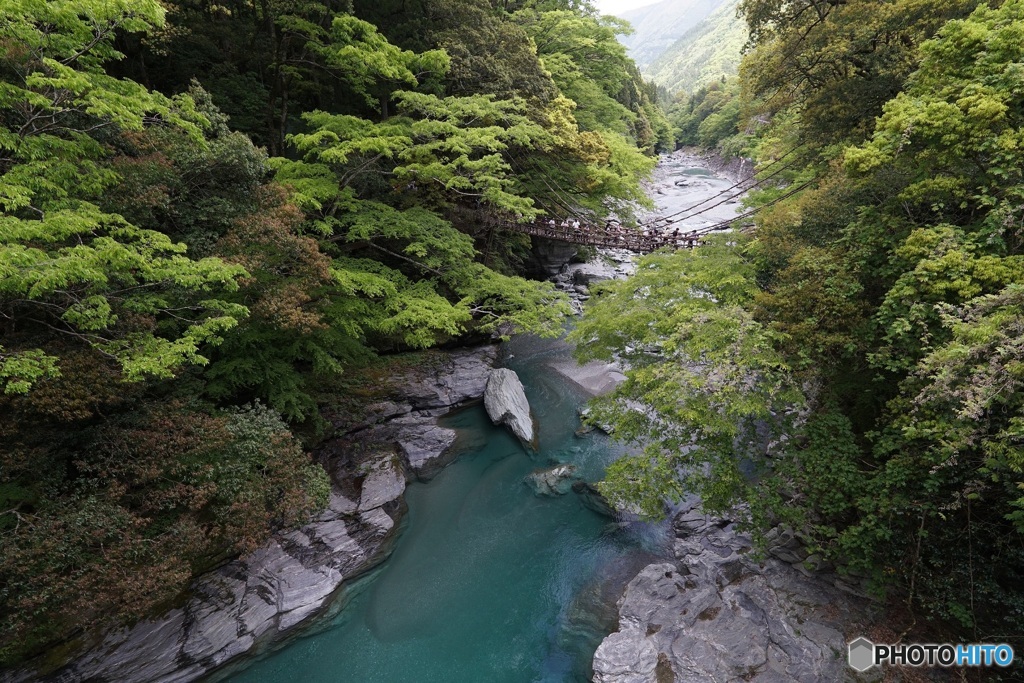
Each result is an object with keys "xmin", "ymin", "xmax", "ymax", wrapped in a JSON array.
[
  {"xmin": 0, "ymin": 0, "xmax": 248, "ymax": 394},
  {"xmin": 739, "ymin": 0, "xmax": 983, "ymax": 147},
  {"xmin": 570, "ymin": 237, "xmax": 803, "ymax": 517}
]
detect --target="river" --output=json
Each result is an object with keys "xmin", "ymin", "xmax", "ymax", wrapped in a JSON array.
[
  {"xmin": 214, "ymin": 155, "xmax": 739, "ymax": 683},
  {"xmin": 218, "ymin": 334, "xmax": 670, "ymax": 683}
]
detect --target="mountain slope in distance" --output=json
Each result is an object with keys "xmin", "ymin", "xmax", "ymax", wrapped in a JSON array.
[
  {"xmin": 646, "ymin": 0, "xmax": 747, "ymax": 94},
  {"xmin": 617, "ymin": 0, "xmax": 728, "ymax": 71}
]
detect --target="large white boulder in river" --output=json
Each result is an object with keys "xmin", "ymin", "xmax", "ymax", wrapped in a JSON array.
[{"xmin": 483, "ymin": 368, "xmax": 535, "ymax": 447}]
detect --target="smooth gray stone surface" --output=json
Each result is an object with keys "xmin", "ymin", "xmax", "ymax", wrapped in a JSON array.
[
  {"xmin": 593, "ymin": 498, "xmax": 871, "ymax": 683},
  {"xmin": 484, "ymin": 368, "xmax": 535, "ymax": 446}
]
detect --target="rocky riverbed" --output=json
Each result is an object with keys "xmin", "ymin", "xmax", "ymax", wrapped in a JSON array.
[{"xmin": 592, "ymin": 497, "xmax": 879, "ymax": 683}]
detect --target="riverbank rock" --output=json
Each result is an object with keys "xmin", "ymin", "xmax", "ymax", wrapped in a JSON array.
[
  {"xmin": 391, "ymin": 414, "xmax": 458, "ymax": 479},
  {"xmin": 484, "ymin": 368, "xmax": 535, "ymax": 447},
  {"xmin": 525, "ymin": 463, "xmax": 578, "ymax": 496},
  {"xmin": 15, "ymin": 346, "xmax": 502, "ymax": 683},
  {"xmin": 593, "ymin": 498, "xmax": 875, "ymax": 683},
  {"xmin": 25, "ymin": 448, "xmax": 406, "ymax": 683},
  {"xmin": 334, "ymin": 344, "xmax": 498, "ymax": 481},
  {"xmin": 593, "ymin": 628, "xmax": 659, "ymax": 683},
  {"xmin": 388, "ymin": 345, "xmax": 498, "ymax": 411}
]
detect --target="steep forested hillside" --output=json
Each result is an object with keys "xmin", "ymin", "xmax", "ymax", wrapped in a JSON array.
[
  {"xmin": 647, "ymin": 0, "xmax": 746, "ymax": 94},
  {"xmin": 617, "ymin": 0, "xmax": 726, "ymax": 70},
  {"xmin": 0, "ymin": 0, "xmax": 669, "ymax": 666},
  {"xmin": 576, "ymin": 0, "xmax": 1024, "ymax": 660}
]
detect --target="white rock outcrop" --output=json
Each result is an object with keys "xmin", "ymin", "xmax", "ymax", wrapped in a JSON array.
[
  {"xmin": 524, "ymin": 463, "xmax": 578, "ymax": 496},
  {"xmin": 592, "ymin": 497, "xmax": 874, "ymax": 683},
  {"xmin": 11, "ymin": 346, "xmax": 502, "ymax": 683},
  {"xmin": 483, "ymin": 368, "xmax": 535, "ymax": 447},
  {"xmin": 592, "ymin": 628, "xmax": 659, "ymax": 683}
]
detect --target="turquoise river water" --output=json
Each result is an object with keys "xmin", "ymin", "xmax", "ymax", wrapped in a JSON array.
[{"xmin": 219, "ymin": 333, "xmax": 670, "ymax": 683}]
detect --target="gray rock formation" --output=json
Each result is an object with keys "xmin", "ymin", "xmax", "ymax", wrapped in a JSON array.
[
  {"xmin": 393, "ymin": 416, "xmax": 458, "ymax": 478},
  {"xmin": 547, "ymin": 250, "xmax": 636, "ymax": 316},
  {"xmin": 484, "ymin": 368, "xmax": 535, "ymax": 447},
  {"xmin": 28, "ymin": 449, "xmax": 405, "ymax": 683},
  {"xmin": 569, "ymin": 262, "xmax": 608, "ymax": 285},
  {"xmin": 389, "ymin": 346, "xmax": 497, "ymax": 411},
  {"xmin": 329, "ymin": 345, "xmax": 498, "ymax": 481},
  {"xmin": 593, "ymin": 498, "xmax": 874, "ymax": 683},
  {"xmin": 526, "ymin": 236, "xmax": 579, "ymax": 277},
  {"xmin": 525, "ymin": 463, "xmax": 578, "ymax": 496},
  {"xmin": 593, "ymin": 628, "xmax": 659, "ymax": 683},
  {"xmin": 13, "ymin": 346, "xmax": 500, "ymax": 683}
]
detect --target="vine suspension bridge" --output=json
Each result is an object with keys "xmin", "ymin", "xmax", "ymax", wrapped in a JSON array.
[{"xmin": 493, "ymin": 152, "xmax": 809, "ymax": 254}]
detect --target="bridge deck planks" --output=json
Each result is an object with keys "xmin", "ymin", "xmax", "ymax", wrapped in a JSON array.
[{"xmin": 500, "ymin": 221, "xmax": 715, "ymax": 253}]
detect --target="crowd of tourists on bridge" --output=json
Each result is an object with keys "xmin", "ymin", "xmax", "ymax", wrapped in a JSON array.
[{"xmin": 527, "ymin": 217, "xmax": 703, "ymax": 251}]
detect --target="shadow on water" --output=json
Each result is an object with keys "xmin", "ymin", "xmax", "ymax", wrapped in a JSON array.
[{"xmin": 219, "ymin": 333, "xmax": 672, "ymax": 683}]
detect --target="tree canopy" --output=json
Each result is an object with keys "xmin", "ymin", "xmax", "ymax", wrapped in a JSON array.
[
  {"xmin": 0, "ymin": 0, "xmax": 664, "ymax": 666},
  {"xmin": 578, "ymin": 0, "xmax": 1024, "ymax": 651}
]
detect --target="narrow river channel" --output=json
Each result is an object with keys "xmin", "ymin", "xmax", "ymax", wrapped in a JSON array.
[
  {"xmin": 217, "ymin": 153, "xmax": 739, "ymax": 683},
  {"xmin": 220, "ymin": 335, "xmax": 671, "ymax": 683}
]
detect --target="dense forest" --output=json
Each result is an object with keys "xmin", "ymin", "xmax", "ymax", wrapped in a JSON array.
[
  {"xmin": 578, "ymin": 0, "xmax": 1024, "ymax": 659},
  {"xmin": 0, "ymin": 0, "xmax": 671, "ymax": 666},
  {"xmin": 5, "ymin": 0, "xmax": 1024, "ymax": 674}
]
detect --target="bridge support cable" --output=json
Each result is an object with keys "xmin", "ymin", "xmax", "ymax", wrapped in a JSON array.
[
  {"xmin": 494, "ymin": 178, "xmax": 814, "ymax": 254},
  {"xmin": 647, "ymin": 148, "xmax": 797, "ymax": 225}
]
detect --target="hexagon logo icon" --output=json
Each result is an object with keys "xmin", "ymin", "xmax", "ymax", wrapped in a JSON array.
[{"xmin": 848, "ymin": 637, "xmax": 875, "ymax": 671}]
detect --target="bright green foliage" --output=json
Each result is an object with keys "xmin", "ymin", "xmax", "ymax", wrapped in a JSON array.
[
  {"xmin": 739, "ymin": 0, "xmax": 984, "ymax": 147},
  {"xmin": 516, "ymin": 7, "xmax": 672, "ymax": 157},
  {"xmin": 571, "ymin": 236, "xmax": 803, "ymax": 517},
  {"xmin": 669, "ymin": 78, "xmax": 746, "ymax": 152},
  {"xmin": 0, "ymin": 347, "xmax": 60, "ymax": 394},
  {"xmin": 900, "ymin": 284, "xmax": 1024, "ymax": 534},
  {"xmin": 843, "ymin": 283, "xmax": 1024, "ymax": 629},
  {"xmin": 503, "ymin": 95, "xmax": 656, "ymax": 220},
  {"xmin": 0, "ymin": 0, "xmax": 248, "ymax": 391},
  {"xmin": 518, "ymin": 10, "xmax": 635, "ymax": 133},
  {"xmin": 291, "ymin": 91, "xmax": 552, "ymax": 217},
  {"xmin": 845, "ymin": 0, "xmax": 1024, "ymax": 248},
  {"xmin": 309, "ymin": 14, "xmax": 450, "ymax": 116},
  {"xmin": 871, "ymin": 226, "xmax": 1024, "ymax": 373},
  {"xmin": 582, "ymin": 0, "xmax": 1024, "ymax": 645}
]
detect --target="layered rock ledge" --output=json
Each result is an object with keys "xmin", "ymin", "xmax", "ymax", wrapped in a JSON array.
[
  {"xmin": 593, "ymin": 497, "xmax": 877, "ymax": 683},
  {"xmin": 10, "ymin": 345, "xmax": 498, "ymax": 683}
]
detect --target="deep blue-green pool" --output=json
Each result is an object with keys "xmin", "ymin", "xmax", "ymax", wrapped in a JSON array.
[{"xmin": 219, "ymin": 334, "xmax": 668, "ymax": 683}]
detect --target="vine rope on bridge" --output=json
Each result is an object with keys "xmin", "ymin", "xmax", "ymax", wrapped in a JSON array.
[
  {"xmin": 492, "ymin": 177, "xmax": 813, "ymax": 253},
  {"xmin": 494, "ymin": 218, "xmax": 715, "ymax": 253}
]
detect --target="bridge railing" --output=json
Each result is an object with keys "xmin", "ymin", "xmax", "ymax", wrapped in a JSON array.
[{"xmin": 501, "ymin": 220, "xmax": 709, "ymax": 253}]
